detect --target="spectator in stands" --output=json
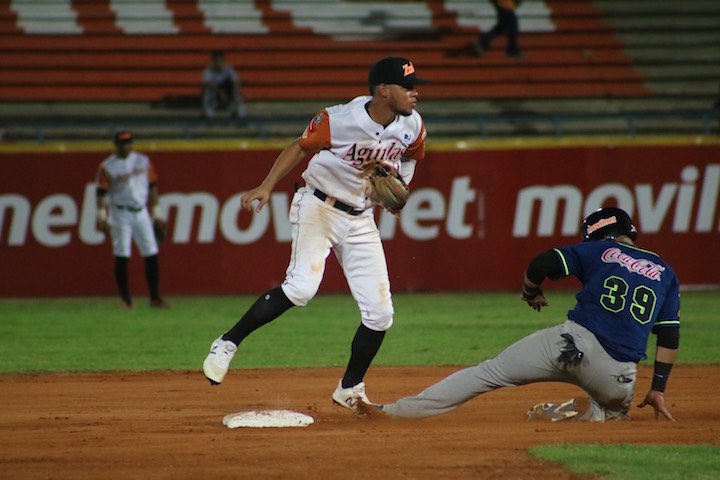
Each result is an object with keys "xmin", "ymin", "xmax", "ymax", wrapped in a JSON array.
[
  {"xmin": 472, "ymin": 0, "xmax": 523, "ymax": 58},
  {"xmin": 202, "ymin": 50, "xmax": 246, "ymax": 119}
]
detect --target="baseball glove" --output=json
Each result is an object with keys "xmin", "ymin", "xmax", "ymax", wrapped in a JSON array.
[
  {"xmin": 153, "ymin": 219, "xmax": 167, "ymax": 245},
  {"xmin": 97, "ymin": 219, "xmax": 111, "ymax": 237},
  {"xmin": 368, "ymin": 163, "xmax": 410, "ymax": 213}
]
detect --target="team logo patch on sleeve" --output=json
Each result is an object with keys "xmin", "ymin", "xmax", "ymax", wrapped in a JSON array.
[
  {"xmin": 310, "ymin": 114, "xmax": 323, "ymax": 131},
  {"xmin": 304, "ymin": 114, "xmax": 325, "ymax": 137}
]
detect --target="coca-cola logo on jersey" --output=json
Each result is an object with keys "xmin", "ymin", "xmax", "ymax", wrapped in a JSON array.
[{"xmin": 601, "ymin": 247, "xmax": 665, "ymax": 281}]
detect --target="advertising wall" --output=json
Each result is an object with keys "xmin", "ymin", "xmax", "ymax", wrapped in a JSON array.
[{"xmin": 1, "ymin": 143, "xmax": 719, "ymax": 296}]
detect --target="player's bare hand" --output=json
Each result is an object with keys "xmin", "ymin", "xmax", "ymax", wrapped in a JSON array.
[
  {"xmin": 241, "ymin": 186, "xmax": 271, "ymax": 213},
  {"xmin": 522, "ymin": 294, "xmax": 548, "ymax": 312},
  {"xmin": 637, "ymin": 390, "xmax": 675, "ymax": 421}
]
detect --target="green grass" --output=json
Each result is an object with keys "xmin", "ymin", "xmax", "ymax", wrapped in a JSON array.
[
  {"xmin": 0, "ymin": 291, "xmax": 717, "ymax": 373},
  {"xmin": 530, "ymin": 444, "xmax": 720, "ymax": 480},
  {"xmin": 2, "ymin": 291, "xmax": 718, "ymax": 480}
]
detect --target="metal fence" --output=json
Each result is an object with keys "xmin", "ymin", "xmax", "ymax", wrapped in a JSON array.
[{"xmin": 2, "ymin": 110, "xmax": 719, "ymax": 143}]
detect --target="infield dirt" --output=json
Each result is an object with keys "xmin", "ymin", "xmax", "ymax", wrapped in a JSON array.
[{"xmin": 1, "ymin": 365, "xmax": 718, "ymax": 479}]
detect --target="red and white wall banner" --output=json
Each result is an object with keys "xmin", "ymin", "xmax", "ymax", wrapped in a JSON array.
[{"xmin": 2, "ymin": 144, "xmax": 719, "ymax": 296}]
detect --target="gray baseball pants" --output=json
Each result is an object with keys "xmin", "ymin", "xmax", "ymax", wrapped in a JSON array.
[{"xmin": 381, "ymin": 320, "xmax": 636, "ymax": 422}]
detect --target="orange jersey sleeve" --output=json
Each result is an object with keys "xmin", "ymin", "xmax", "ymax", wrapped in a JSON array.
[
  {"xmin": 299, "ymin": 110, "xmax": 332, "ymax": 151},
  {"xmin": 96, "ymin": 166, "xmax": 110, "ymax": 190},
  {"xmin": 403, "ymin": 120, "xmax": 427, "ymax": 161}
]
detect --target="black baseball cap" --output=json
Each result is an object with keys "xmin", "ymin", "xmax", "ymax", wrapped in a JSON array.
[
  {"xmin": 368, "ymin": 57, "xmax": 429, "ymax": 86},
  {"xmin": 114, "ymin": 131, "xmax": 134, "ymax": 143}
]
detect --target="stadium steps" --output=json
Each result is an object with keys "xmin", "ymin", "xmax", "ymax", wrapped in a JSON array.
[
  {"xmin": 0, "ymin": 0, "xmax": 644, "ymax": 103},
  {"xmin": 0, "ymin": 0, "xmax": 718, "ymax": 140},
  {"xmin": 596, "ymin": 0, "xmax": 720, "ymax": 102}
]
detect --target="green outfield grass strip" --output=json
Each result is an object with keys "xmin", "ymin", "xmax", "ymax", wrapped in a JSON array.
[
  {"xmin": 530, "ymin": 444, "xmax": 720, "ymax": 480},
  {"xmin": 0, "ymin": 292, "xmax": 717, "ymax": 374}
]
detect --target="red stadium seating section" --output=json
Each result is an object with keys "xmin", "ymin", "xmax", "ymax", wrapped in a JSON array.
[{"xmin": 0, "ymin": 0, "xmax": 650, "ymax": 102}]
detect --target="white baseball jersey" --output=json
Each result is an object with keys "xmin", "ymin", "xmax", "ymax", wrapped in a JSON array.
[
  {"xmin": 279, "ymin": 96, "xmax": 427, "ymax": 331},
  {"xmin": 96, "ymin": 151, "xmax": 156, "ymax": 209},
  {"xmin": 299, "ymin": 95, "xmax": 426, "ymax": 210},
  {"xmin": 96, "ymin": 151, "xmax": 158, "ymax": 257}
]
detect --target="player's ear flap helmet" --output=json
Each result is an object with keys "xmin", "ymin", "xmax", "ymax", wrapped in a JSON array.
[{"xmin": 582, "ymin": 207, "xmax": 638, "ymax": 242}]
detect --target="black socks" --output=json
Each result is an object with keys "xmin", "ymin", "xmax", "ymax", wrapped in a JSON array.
[
  {"xmin": 221, "ymin": 287, "xmax": 385, "ymax": 389},
  {"xmin": 114, "ymin": 256, "xmax": 131, "ymax": 304},
  {"xmin": 144, "ymin": 254, "xmax": 160, "ymax": 300},
  {"xmin": 223, "ymin": 287, "xmax": 295, "ymax": 345},
  {"xmin": 342, "ymin": 324, "xmax": 386, "ymax": 388}
]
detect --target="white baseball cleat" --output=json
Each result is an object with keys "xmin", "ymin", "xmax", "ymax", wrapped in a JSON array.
[
  {"xmin": 203, "ymin": 336, "xmax": 237, "ymax": 385},
  {"xmin": 332, "ymin": 380, "xmax": 371, "ymax": 411}
]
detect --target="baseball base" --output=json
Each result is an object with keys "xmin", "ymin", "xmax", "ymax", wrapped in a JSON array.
[{"xmin": 222, "ymin": 410, "xmax": 315, "ymax": 428}]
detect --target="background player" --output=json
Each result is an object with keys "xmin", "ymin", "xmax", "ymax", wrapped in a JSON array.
[
  {"xmin": 95, "ymin": 131, "xmax": 170, "ymax": 309},
  {"xmin": 202, "ymin": 56, "xmax": 428, "ymax": 410},
  {"xmin": 379, "ymin": 207, "xmax": 680, "ymax": 422}
]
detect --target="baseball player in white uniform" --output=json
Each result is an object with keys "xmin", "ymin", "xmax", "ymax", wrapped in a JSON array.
[
  {"xmin": 95, "ymin": 131, "xmax": 170, "ymax": 309},
  {"xmin": 203, "ymin": 56, "xmax": 428, "ymax": 410}
]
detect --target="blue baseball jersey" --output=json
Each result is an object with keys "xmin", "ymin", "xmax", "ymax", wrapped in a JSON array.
[{"xmin": 554, "ymin": 240, "xmax": 680, "ymax": 363}]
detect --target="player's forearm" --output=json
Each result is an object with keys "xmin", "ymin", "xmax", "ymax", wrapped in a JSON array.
[
  {"xmin": 399, "ymin": 159, "xmax": 417, "ymax": 184},
  {"xmin": 651, "ymin": 346, "xmax": 677, "ymax": 392},
  {"xmin": 96, "ymin": 191, "xmax": 108, "ymax": 220},
  {"xmin": 148, "ymin": 188, "xmax": 162, "ymax": 220},
  {"xmin": 95, "ymin": 200, "xmax": 109, "ymax": 232},
  {"xmin": 522, "ymin": 273, "xmax": 541, "ymax": 294},
  {"xmin": 260, "ymin": 139, "xmax": 308, "ymax": 189},
  {"xmin": 524, "ymin": 250, "xmax": 563, "ymax": 286},
  {"xmin": 655, "ymin": 345, "xmax": 677, "ymax": 365}
]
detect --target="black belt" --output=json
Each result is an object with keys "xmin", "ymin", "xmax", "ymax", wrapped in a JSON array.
[
  {"xmin": 313, "ymin": 189, "xmax": 364, "ymax": 216},
  {"xmin": 114, "ymin": 205, "xmax": 143, "ymax": 212}
]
